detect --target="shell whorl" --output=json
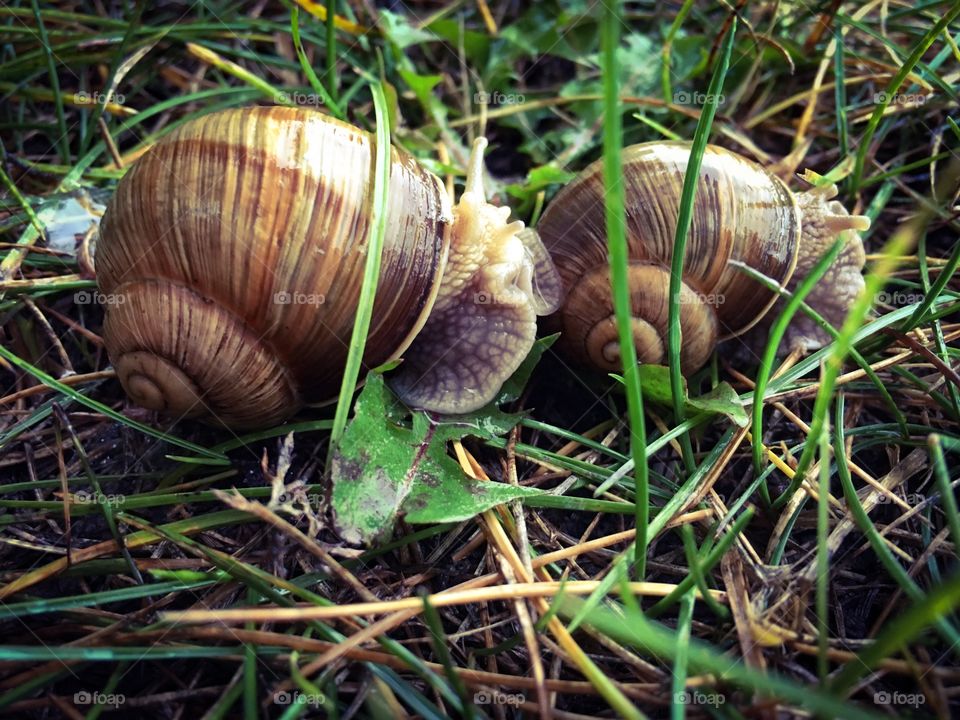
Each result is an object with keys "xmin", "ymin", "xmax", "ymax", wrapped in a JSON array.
[
  {"xmin": 538, "ymin": 141, "xmax": 802, "ymax": 374},
  {"xmin": 96, "ymin": 106, "xmax": 450, "ymax": 428},
  {"xmin": 105, "ymin": 280, "xmax": 299, "ymax": 427},
  {"xmin": 561, "ymin": 263, "xmax": 718, "ymax": 374}
]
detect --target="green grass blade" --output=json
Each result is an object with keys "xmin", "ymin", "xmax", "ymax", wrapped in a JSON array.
[
  {"xmin": 326, "ymin": 0, "xmax": 338, "ymax": 101},
  {"xmin": 420, "ymin": 595, "xmax": 473, "ymax": 718},
  {"xmin": 833, "ymin": 25, "xmax": 849, "ymax": 160},
  {"xmin": 667, "ymin": 18, "xmax": 737, "ymax": 473},
  {"xmin": 832, "ymin": 395, "xmax": 960, "ymax": 654},
  {"xmin": 679, "ymin": 524, "xmax": 728, "ymax": 619},
  {"xmin": 849, "ymin": 3, "xmax": 960, "ymax": 188},
  {"xmin": 816, "ymin": 406, "xmax": 831, "ymax": 682},
  {"xmin": 601, "ymin": 0, "xmax": 649, "ymax": 581},
  {"xmin": 751, "ymin": 238, "xmax": 845, "ymax": 483},
  {"xmin": 646, "ymin": 506, "xmax": 753, "ymax": 618},
  {"xmin": 290, "ymin": 5, "xmax": 343, "ymax": 118},
  {"xmin": 670, "ymin": 590, "xmax": 695, "ymax": 720},
  {"xmin": 29, "ymin": 0, "xmax": 67, "ymax": 165},
  {"xmin": 930, "ymin": 434, "xmax": 960, "ymax": 555},
  {"xmin": 773, "ymin": 188, "xmax": 948, "ymax": 509},
  {"xmin": 829, "ymin": 568, "xmax": 960, "ymax": 694},
  {"xmin": 0, "ymin": 343, "xmax": 226, "ymax": 461},
  {"xmin": 562, "ymin": 593, "xmax": 883, "ymax": 720},
  {"xmin": 329, "ymin": 81, "xmax": 391, "ymax": 448}
]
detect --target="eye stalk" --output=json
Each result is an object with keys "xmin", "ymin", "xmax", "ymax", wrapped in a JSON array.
[{"xmin": 389, "ymin": 138, "xmax": 562, "ymax": 414}]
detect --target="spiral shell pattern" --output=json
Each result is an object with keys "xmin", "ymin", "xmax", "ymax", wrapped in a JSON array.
[
  {"xmin": 97, "ymin": 107, "xmax": 450, "ymax": 428},
  {"xmin": 537, "ymin": 142, "xmax": 801, "ymax": 373}
]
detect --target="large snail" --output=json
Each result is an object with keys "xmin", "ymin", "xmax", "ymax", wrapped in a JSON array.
[
  {"xmin": 536, "ymin": 142, "xmax": 870, "ymax": 374},
  {"xmin": 96, "ymin": 106, "xmax": 561, "ymax": 428},
  {"xmin": 98, "ymin": 109, "xmax": 869, "ymax": 428}
]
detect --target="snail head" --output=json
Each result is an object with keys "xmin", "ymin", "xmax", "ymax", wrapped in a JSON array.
[
  {"xmin": 784, "ymin": 180, "xmax": 871, "ymax": 350},
  {"xmin": 389, "ymin": 138, "xmax": 562, "ymax": 413}
]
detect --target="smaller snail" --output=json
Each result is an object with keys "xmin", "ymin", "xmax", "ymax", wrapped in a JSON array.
[
  {"xmin": 536, "ymin": 142, "xmax": 870, "ymax": 374},
  {"xmin": 96, "ymin": 107, "xmax": 561, "ymax": 428}
]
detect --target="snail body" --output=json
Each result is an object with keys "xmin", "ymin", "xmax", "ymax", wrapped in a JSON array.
[
  {"xmin": 96, "ymin": 106, "xmax": 560, "ymax": 428},
  {"xmin": 536, "ymin": 141, "xmax": 870, "ymax": 374}
]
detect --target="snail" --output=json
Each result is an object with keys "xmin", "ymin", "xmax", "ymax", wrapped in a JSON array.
[
  {"xmin": 536, "ymin": 141, "xmax": 870, "ymax": 374},
  {"xmin": 95, "ymin": 106, "xmax": 561, "ymax": 428}
]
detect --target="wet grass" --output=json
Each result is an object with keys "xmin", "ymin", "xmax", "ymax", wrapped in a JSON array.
[{"xmin": 1, "ymin": 1, "xmax": 959, "ymax": 718}]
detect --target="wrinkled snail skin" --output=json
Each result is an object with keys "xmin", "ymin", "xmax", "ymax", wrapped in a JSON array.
[
  {"xmin": 535, "ymin": 141, "xmax": 871, "ymax": 375},
  {"xmin": 389, "ymin": 138, "xmax": 564, "ymax": 413},
  {"xmin": 96, "ymin": 106, "xmax": 560, "ymax": 428}
]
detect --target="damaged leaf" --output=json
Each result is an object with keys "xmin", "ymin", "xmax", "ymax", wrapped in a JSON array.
[{"xmin": 331, "ymin": 375, "xmax": 544, "ymax": 545}]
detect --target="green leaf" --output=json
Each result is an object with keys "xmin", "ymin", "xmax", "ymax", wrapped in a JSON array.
[
  {"xmin": 686, "ymin": 381, "xmax": 748, "ymax": 427},
  {"xmin": 434, "ymin": 408, "xmax": 527, "ymax": 443},
  {"xmin": 331, "ymin": 376, "xmax": 543, "ymax": 545},
  {"xmin": 378, "ymin": 10, "xmax": 437, "ymax": 50},
  {"xmin": 424, "ymin": 18, "xmax": 491, "ymax": 61},
  {"xmin": 397, "ymin": 69, "xmax": 446, "ymax": 126},
  {"xmin": 398, "ymin": 70, "xmax": 442, "ymax": 101},
  {"xmin": 612, "ymin": 365, "xmax": 747, "ymax": 427},
  {"xmin": 504, "ymin": 166, "xmax": 578, "ymax": 201},
  {"xmin": 402, "ymin": 462, "xmax": 543, "ymax": 526}
]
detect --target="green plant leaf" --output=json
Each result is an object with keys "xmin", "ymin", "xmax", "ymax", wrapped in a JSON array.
[
  {"xmin": 612, "ymin": 364, "xmax": 747, "ymax": 426},
  {"xmin": 505, "ymin": 167, "xmax": 578, "ymax": 201},
  {"xmin": 397, "ymin": 69, "xmax": 445, "ymax": 124},
  {"xmin": 686, "ymin": 380, "xmax": 748, "ymax": 427},
  {"xmin": 331, "ymin": 375, "xmax": 544, "ymax": 545}
]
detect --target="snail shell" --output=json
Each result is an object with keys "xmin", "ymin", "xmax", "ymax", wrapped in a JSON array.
[
  {"xmin": 96, "ymin": 106, "xmax": 560, "ymax": 428},
  {"xmin": 536, "ymin": 141, "xmax": 870, "ymax": 374}
]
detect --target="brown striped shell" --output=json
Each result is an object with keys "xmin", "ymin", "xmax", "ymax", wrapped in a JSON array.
[
  {"xmin": 96, "ymin": 106, "xmax": 560, "ymax": 428},
  {"xmin": 536, "ymin": 141, "xmax": 870, "ymax": 375}
]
